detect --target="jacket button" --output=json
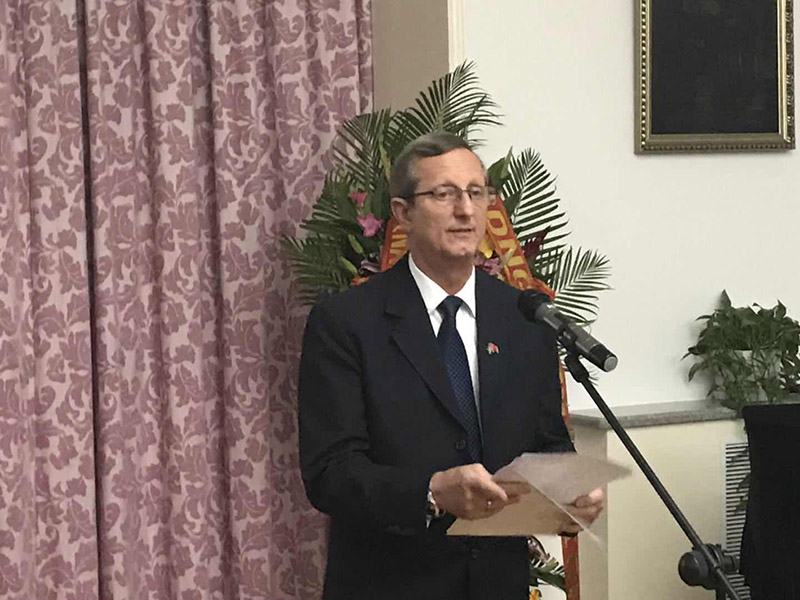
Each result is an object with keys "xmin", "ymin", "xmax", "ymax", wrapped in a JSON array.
[
  {"xmin": 455, "ymin": 439, "xmax": 467, "ymax": 451},
  {"xmin": 470, "ymin": 548, "xmax": 480, "ymax": 559}
]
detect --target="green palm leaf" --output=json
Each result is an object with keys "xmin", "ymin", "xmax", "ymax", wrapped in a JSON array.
[
  {"xmin": 390, "ymin": 61, "xmax": 501, "ymax": 146},
  {"xmin": 502, "ymin": 149, "xmax": 569, "ymax": 248},
  {"xmin": 300, "ymin": 171, "xmax": 360, "ymax": 238},
  {"xmin": 544, "ymin": 247, "xmax": 612, "ymax": 326},
  {"xmin": 332, "ymin": 109, "xmax": 393, "ymax": 191},
  {"xmin": 282, "ymin": 235, "xmax": 352, "ymax": 305},
  {"xmin": 530, "ymin": 556, "xmax": 567, "ymax": 591}
]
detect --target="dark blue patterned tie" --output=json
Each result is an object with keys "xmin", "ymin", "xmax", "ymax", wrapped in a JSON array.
[{"xmin": 437, "ymin": 296, "xmax": 482, "ymax": 463}]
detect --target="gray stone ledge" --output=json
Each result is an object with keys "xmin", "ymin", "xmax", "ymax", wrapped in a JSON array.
[{"xmin": 569, "ymin": 399, "xmax": 738, "ymax": 430}]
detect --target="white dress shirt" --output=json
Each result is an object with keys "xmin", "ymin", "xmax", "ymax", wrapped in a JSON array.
[{"xmin": 408, "ymin": 254, "xmax": 481, "ymax": 417}]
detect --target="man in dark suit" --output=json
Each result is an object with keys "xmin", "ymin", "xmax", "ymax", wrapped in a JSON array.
[{"xmin": 298, "ymin": 133, "xmax": 604, "ymax": 599}]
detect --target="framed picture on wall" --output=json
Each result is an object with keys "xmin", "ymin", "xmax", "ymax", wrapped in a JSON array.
[{"xmin": 636, "ymin": 0, "xmax": 795, "ymax": 153}]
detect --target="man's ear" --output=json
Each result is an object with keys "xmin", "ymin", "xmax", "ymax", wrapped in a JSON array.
[{"xmin": 390, "ymin": 197, "xmax": 411, "ymax": 231}]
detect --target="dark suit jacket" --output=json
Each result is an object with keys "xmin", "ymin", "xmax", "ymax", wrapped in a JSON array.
[{"xmin": 298, "ymin": 255, "xmax": 573, "ymax": 600}]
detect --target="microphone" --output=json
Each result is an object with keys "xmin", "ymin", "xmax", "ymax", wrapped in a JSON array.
[{"xmin": 517, "ymin": 290, "xmax": 618, "ymax": 372}]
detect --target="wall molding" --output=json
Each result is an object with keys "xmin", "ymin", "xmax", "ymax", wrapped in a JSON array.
[{"xmin": 448, "ymin": 0, "xmax": 465, "ymax": 68}]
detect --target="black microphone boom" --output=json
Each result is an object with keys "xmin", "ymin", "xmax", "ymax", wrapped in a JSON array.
[{"xmin": 517, "ymin": 290, "xmax": 618, "ymax": 372}]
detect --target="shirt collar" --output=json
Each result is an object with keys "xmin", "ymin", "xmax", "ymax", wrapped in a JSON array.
[{"xmin": 408, "ymin": 253, "xmax": 477, "ymax": 318}]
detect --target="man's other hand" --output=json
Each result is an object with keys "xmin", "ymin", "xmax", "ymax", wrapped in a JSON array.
[
  {"xmin": 560, "ymin": 487, "xmax": 605, "ymax": 535},
  {"xmin": 428, "ymin": 464, "xmax": 530, "ymax": 520}
]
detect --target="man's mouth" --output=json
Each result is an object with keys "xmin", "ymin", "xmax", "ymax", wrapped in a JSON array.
[{"xmin": 447, "ymin": 227, "xmax": 474, "ymax": 234}]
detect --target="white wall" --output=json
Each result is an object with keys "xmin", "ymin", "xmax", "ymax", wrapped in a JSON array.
[{"xmin": 462, "ymin": 0, "xmax": 800, "ymax": 409}]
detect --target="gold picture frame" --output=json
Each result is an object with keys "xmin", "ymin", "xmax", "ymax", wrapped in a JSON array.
[{"xmin": 637, "ymin": 0, "xmax": 794, "ymax": 153}]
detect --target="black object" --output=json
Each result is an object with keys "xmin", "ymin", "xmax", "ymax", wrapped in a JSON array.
[
  {"xmin": 517, "ymin": 291, "xmax": 618, "ymax": 372},
  {"xmin": 561, "ymin": 350, "xmax": 741, "ymax": 600},
  {"xmin": 740, "ymin": 403, "xmax": 800, "ymax": 600},
  {"xmin": 679, "ymin": 544, "xmax": 739, "ymax": 598},
  {"xmin": 650, "ymin": 1, "xmax": 778, "ymax": 136}
]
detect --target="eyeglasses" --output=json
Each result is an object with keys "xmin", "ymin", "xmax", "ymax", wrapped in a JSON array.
[{"xmin": 410, "ymin": 184, "xmax": 496, "ymax": 206}]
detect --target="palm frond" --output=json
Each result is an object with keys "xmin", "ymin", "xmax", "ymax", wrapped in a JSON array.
[
  {"xmin": 389, "ymin": 61, "xmax": 501, "ymax": 146},
  {"xmin": 530, "ymin": 556, "xmax": 567, "ymax": 591},
  {"xmin": 502, "ymin": 149, "xmax": 569, "ymax": 252},
  {"xmin": 300, "ymin": 171, "xmax": 361, "ymax": 237},
  {"xmin": 528, "ymin": 246, "xmax": 562, "ymax": 278},
  {"xmin": 282, "ymin": 235, "xmax": 353, "ymax": 305},
  {"xmin": 332, "ymin": 109, "xmax": 393, "ymax": 195},
  {"xmin": 486, "ymin": 149, "xmax": 513, "ymax": 191},
  {"xmin": 543, "ymin": 247, "xmax": 612, "ymax": 326}
]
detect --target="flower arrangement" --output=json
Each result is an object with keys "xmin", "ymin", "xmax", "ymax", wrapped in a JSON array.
[{"xmin": 283, "ymin": 62, "xmax": 611, "ymax": 329}]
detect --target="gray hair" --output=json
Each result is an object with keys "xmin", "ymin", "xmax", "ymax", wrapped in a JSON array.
[{"xmin": 389, "ymin": 132, "xmax": 484, "ymax": 200}]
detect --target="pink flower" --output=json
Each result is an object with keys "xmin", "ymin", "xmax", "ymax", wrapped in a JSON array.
[
  {"xmin": 357, "ymin": 214, "xmax": 383, "ymax": 237},
  {"xmin": 349, "ymin": 191, "xmax": 367, "ymax": 207},
  {"xmin": 474, "ymin": 254, "xmax": 502, "ymax": 276}
]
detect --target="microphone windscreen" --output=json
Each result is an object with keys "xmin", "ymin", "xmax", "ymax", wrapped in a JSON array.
[{"xmin": 517, "ymin": 290, "xmax": 551, "ymax": 321}]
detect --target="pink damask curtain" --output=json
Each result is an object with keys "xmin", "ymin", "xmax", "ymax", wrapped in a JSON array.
[
  {"xmin": 0, "ymin": 1, "xmax": 371, "ymax": 598},
  {"xmin": 0, "ymin": 1, "xmax": 99, "ymax": 597}
]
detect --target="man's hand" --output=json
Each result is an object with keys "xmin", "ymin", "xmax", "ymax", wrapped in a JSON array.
[
  {"xmin": 429, "ymin": 464, "xmax": 530, "ymax": 520},
  {"xmin": 560, "ymin": 487, "xmax": 605, "ymax": 535}
]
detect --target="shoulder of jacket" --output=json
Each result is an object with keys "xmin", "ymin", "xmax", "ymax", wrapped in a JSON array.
[
  {"xmin": 310, "ymin": 269, "xmax": 392, "ymax": 320},
  {"xmin": 476, "ymin": 270, "xmax": 521, "ymax": 302}
]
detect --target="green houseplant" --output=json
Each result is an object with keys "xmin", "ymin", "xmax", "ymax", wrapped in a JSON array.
[{"xmin": 685, "ymin": 290, "xmax": 800, "ymax": 415}]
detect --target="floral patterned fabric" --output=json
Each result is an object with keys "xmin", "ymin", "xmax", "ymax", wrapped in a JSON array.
[
  {"xmin": 0, "ymin": 1, "xmax": 98, "ymax": 598},
  {"xmin": 0, "ymin": 0, "xmax": 371, "ymax": 598}
]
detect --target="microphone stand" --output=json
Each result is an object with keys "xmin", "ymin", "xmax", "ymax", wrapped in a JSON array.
[{"xmin": 562, "ymin": 349, "xmax": 741, "ymax": 600}]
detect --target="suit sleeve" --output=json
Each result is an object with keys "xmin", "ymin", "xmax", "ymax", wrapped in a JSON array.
[
  {"xmin": 533, "ymin": 333, "xmax": 575, "ymax": 454},
  {"xmin": 535, "ymin": 383, "xmax": 575, "ymax": 454},
  {"xmin": 298, "ymin": 301, "xmax": 432, "ymax": 534}
]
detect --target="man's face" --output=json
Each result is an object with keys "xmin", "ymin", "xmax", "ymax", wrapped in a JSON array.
[{"xmin": 393, "ymin": 148, "xmax": 488, "ymax": 267}]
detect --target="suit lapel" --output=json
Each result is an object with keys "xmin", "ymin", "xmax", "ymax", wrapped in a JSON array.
[
  {"xmin": 475, "ymin": 273, "xmax": 507, "ymax": 469},
  {"xmin": 385, "ymin": 257, "xmax": 468, "ymax": 433}
]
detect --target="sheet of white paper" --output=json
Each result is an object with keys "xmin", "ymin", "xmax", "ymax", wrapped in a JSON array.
[
  {"xmin": 447, "ymin": 486, "xmax": 567, "ymax": 536},
  {"xmin": 494, "ymin": 452, "xmax": 631, "ymax": 504},
  {"xmin": 448, "ymin": 452, "xmax": 630, "ymax": 538}
]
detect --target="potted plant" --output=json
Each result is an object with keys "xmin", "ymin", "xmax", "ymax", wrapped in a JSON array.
[{"xmin": 685, "ymin": 290, "xmax": 800, "ymax": 415}]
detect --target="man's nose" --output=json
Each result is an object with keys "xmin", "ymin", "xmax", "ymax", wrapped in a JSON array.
[{"xmin": 453, "ymin": 190, "xmax": 476, "ymax": 215}]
